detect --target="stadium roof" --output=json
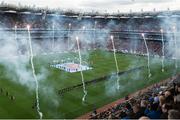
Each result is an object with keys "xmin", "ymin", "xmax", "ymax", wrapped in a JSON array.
[
  {"xmin": 1, "ymin": 0, "xmax": 180, "ymax": 19},
  {"xmin": 1, "ymin": 0, "xmax": 180, "ymax": 13}
]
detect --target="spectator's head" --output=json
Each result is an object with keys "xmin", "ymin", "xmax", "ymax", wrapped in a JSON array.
[
  {"xmin": 154, "ymin": 96, "xmax": 159, "ymax": 103},
  {"xmin": 165, "ymin": 90, "xmax": 174, "ymax": 103},
  {"xmin": 140, "ymin": 100, "xmax": 148, "ymax": 108},
  {"xmin": 174, "ymin": 94, "xmax": 180, "ymax": 103},
  {"xmin": 175, "ymin": 83, "xmax": 180, "ymax": 93},
  {"xmin": 133, "ymin": 105, "xmax": 140, "ymax": 113},
  {"xmin": 165, "ymin": 91, "xmax": 171, "ymax": 98},
  {"xmin": 149, "ymin": 97, "xmax": 154, "ymax": 103},
  {"xmin": 168, "ymin": 109, "xmax": 180, "ymax": 119},
  {"xmin": 161, "ymin": 103, "xmax": 173, "ymax": 113},
  {"xmin": 139, "ymin": 116, "xmax": 150, "ymax": 120},
  {"xmin": 159, "ymin": 95, "xmax": 165, "ymax": 106}
]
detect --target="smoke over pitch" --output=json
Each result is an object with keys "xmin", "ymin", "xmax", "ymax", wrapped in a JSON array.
[
  {"xmin": 0, "ymin": 16, "xmax": 112, "ymax": 117},
  {"xmin": 1, "ymin": 9, "xmax": 180, "ymax": 118},
  {"xmin": 0, "ymin": 26, "xmax": 59, "ymax": 112}
]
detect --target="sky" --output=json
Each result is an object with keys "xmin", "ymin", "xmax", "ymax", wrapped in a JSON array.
[{"xmin": 1, "ymin": 0, "xmax": 180, "ymax": 13}]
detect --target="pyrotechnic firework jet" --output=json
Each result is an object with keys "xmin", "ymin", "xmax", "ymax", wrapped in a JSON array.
[
  {"xmin": 173, "ymin": 26, "xmax": 178, "ymax": 69},
  {"xmin": 93, "ymin": 21, "xmax": 97, "ymax": 49},
  {"xmin": 81, "ymin": 26, "xmax": 86, "ymax": 50},
  {"xmin": 142, "ymin": 33, "xmax": 151, "ymax": 78},
  {"xmin": 68, "ymin": 23, "xmax": 71, "ymax": 50},
  {"xmin": 110, "ymin": 35, "xmax": 120, "ymax": 89},
  {"xmin": 76, "ymin": 36, "xmax": 87, "ymax": 102},
  {"xmin": 27, "ymin": 25, "xmax": 43, "ymax": 119},
  {"xmin": 26, "ymin": 27, "xmax": 30, "ymax": 59},
  {"xmin": 52, "ymin": 23, "xmax": 55, "ymax": 50},
  {"xmin": 14, "ymin": 25, "xmax": 18, "ymax": 54},
  {"xmin": 161, "ymin": 29, "xmax": 165, "ymax": 72}
]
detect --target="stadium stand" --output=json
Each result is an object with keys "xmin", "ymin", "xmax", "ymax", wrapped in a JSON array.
[
  {"xmin": 0, "ymin": 9, "xmax": 177, "ymax": 57},
  {"xmin": 87, "ymin": 75, "xmax": 180, "ymax": 119},
  {"xmin": 0, "ymin": 4, "xmax": 180, "ymax": 119}
]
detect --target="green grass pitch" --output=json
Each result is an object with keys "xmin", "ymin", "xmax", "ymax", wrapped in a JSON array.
[{"xmin": 0, "ymin": 50, "xmax": 179, "ymax": 118}]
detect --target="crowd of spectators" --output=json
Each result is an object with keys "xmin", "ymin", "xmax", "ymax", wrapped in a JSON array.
[
  {"xmin": 90, "ymin": 75, "xmax": 180, "ymax": 119},
  {"xmin": 0, "ymin": 10, "xmax": 178, "ymax": 57},
  {"xmin": 107, "ymin": 37, "xmax": 164, "ymax": 57}
]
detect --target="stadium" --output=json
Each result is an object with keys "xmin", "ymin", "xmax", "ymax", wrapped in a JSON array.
[{"xmin": 0, "ymin": 0, "xmax": 180, "ymax": 119}]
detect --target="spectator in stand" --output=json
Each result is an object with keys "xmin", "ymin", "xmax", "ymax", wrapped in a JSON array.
[
  {"xmin": 139, "ymin": 116, "xmax": 150, "ymax": 120},
  {"xmin": 168, "ymin": 109, "xmax": 180, "ymax": 119},
  {"xmin": 145, "ymin": 103, "xmax": 161, "ymax": 119},
  {"xmin": 132, "ymin": 105, "xmax": 144, "ymax": 119},
  {"xmin": 148, "ymin": 93, "xmax": 156, "ymax": 103},
  {"xmin": 158, "ymin": 95, "xmax": 165, "ymax": 107},
  {"xmin": 175, "ymin": 83, "xmax": 180, "ymax": 95},
  {"xmin": 121, "ymin": 102, "xmax": 133, "ymax": 119},
  {"xmin": 160, "ymin": 103, "xmax": 172, "ymax": 119},
  {"xmin": 173, "ymin": 94, "xmax": 180, "ymax": 111},
  {"xmin": 164, "ymin": 90, "xmax": 174, "ymax": 104},
  {"xmin": 90, "ymin": 75, "xmax": 180, "ymax": 119},
  {"xmin": 140, "ymin": 100, "xmax": 148, "ymax": 115},
  {"xmin": 153, "ymin": 94, "xmax": 159, "ymax": 104}
]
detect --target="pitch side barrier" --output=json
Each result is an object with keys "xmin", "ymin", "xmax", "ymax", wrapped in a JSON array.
[{"xmin": 107, "ymin": 49, "xmax": 176, "ymax": 60}]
